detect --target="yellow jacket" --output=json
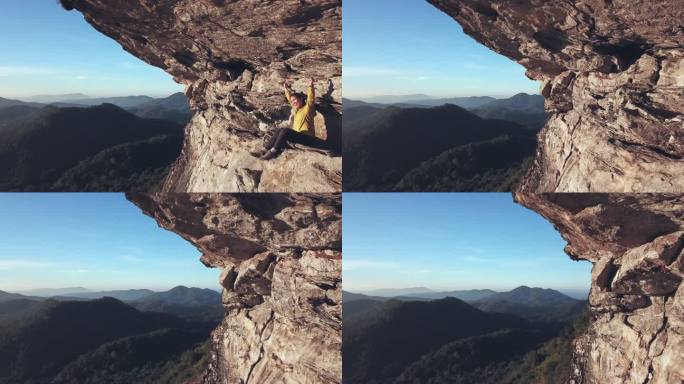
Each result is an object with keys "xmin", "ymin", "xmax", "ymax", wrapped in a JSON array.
[{"xmin": 285, "ymin": 85, "xmax": 315, "ymax": 134}]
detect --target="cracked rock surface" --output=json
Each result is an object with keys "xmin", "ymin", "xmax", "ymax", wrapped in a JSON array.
[
  {"xmin": 126, "ymin": 193, "xmax": 341, "ymax": 384},
  {"xmin": 430, "ymin": 0, "xmax": 684, "ymax": 192},
  {"xmin": 64, "ymin": 0, "xmax": 342, "ymax": 192},
  {"xmin": 515, "ymin": 193, "xmax": 684, "ymax": 384}
]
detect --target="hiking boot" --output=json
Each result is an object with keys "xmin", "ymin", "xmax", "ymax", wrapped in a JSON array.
[
  {"xmin": 250, "ymin": 149, "xmax": 268, "ymax": 158},
  {"xmin": 260, "ymin": 148, "xmax": 279, "ymax": 160}
]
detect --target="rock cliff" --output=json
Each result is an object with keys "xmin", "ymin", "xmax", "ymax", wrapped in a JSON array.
[
  {"xmin": 515, "ymin": 193, "xmax": 684, "ymax": 384},
  {"xmin": 430, "ymin": 0, "xmax": 684, "ymax": 192},
  {"xmin": 64, "ymin": 0, "xmax": 342, "ymax": 192},
  {"xmin": 126, "ymin": 193, "xmax": 342, "ymax": 384}
]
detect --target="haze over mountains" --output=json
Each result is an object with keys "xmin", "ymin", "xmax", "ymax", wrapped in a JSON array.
[
  {"xmin": 343, "ymin": 286, "xmax": 588, "ymax": 384},
  {"xmin": 343, "ymin": 104, "xmax": 537, "ymax": 191},
  {"xmin": 0, "ymin": 285, "xmax": 222, "ymax": 383},
  {"xmin": 21, "ymin": 94, "xmax": 91, "ymax": 103},
  {"xmin": 0, "ymin": 93, "xmax": 191, "ymax": 191},
  {"xmin": 348, "ymin": 285, "xmax": 588, "ymax": 300},
  {"xmin": 345, "ymin": 93, "xmax": 546, "ymax": 128},
  {"xmin": 343, "ymin": 93, "xmax": 546, "ymax": 192},
  {"xmin": 0, "ymin": 285, "xmax": 222, "ymax": 317}
]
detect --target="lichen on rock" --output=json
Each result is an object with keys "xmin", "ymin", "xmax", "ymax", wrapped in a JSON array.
[
  {"xmin": 430, "ymin": 0, "xmax": 684, "ymax": 192},
  {"xmin": 64, "ymin": 0, "xmax": 342, "ymax": 192},
  {"xmin": 126, "ymin": 193, "xmax": 342, "ymax": 384}
]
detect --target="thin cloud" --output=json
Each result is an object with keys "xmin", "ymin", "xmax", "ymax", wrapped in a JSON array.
[
  {"xmin": 344, "ymin": 66, "xmax": 401, "ymax": 77},
  {"xmin": 344, "ymin": 259, "xmax": 400, "ymax": 271},
  {"xmin": 159, "ymin": 260, "xmax": 197, "ymax": 268},
  {"xmin": 0, "ymin": 259, "xmax": 54, "ymax": 270},
  {"xmin": 120, "ymin": 255, "xmax": 148, "ymax": 263},
  {"xmin": 465, "ymin": 246, "xmax": 485, "ymax": 254},
  {"xmin": 462, "ymin": 254, "xmax": 491, "ymax": 263},
  {"xmin": 497, "ymin": 257, "xmax": 559, "ymax": 268},
  {"xmin": 462, "ymin": 62, "xmax": 521, "ymax": 74},
  {"xmin": 0, "ymin": 66, "xmax": 54, "ymax": 76},
  {"xmin": 120, "ymin": 61, "xmax": 147, "ymax": 69}
]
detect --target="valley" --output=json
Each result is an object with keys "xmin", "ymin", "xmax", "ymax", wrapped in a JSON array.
[
  {"xmin": 0, "ymin": 285, "xmax": 221, "ymax": 384},
  {"xmin": 343, "ymin": 286, "xmax": 587, "ymax": 384},
  {"xmin": 342, "ymin": 93, "xmax": 546, "ymax": 192},
  {"xmin": 0, "ymin": 93, "xmax": 191, "ymax": 192}
]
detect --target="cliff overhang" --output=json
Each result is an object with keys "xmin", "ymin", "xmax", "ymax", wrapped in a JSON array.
[
  {"xmin": 126, "ymin": 193, "xmax": 342, "ymax": 383},
  {"xmin": 430, "ymin": 0, "xmax": 684, "ymax": 192},
  {"xmin": 64, "ymin": 0, "xmax": 342, "ymax": 192}
]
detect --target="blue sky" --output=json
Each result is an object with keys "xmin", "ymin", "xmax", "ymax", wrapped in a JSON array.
[
  {"xmin": 0, "ymin": 193, "xmax": 217, "ymax": 292},
  {"xmin": 0, "ymin": 2, "xmax": 182, "ymax": 98},
  {"xmin": 343, "ymin": 0, "xmax": 539, "ymax": 99},
  {"xmin": 343, "ymin": 193, "xmax": 591, "ymax": 297}
]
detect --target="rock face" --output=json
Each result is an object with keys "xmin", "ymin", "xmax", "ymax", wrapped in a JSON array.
[
  {"xmin": 432, "ymin": 2, "xmax": 684, "ymax": 381},
  {"xmin": 126, "ymin": 193, "xmax": 342, "ymax": 384},
  {"xmin": 515, "ymin": 193, "xmax": 684, "ymax": 384},
  {"xmin": 64, "ymin": 0, "xmax": 342, "ymax": 192},
  {"xmin": 429, "ymin": 0, "xmax": 684, "ymax": 192}
]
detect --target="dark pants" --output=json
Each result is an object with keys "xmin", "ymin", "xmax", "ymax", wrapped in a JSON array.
[{"xmin": 265, "ymin": 128, "xmax": 328, "ymax": 151}]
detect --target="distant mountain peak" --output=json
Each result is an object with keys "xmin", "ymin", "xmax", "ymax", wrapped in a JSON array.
[
  {"xmin": 96, "ymin": 102, "xmax": 125, "ymax": 110},
  {"xmin": 434, "ymin": 103, "xmax": 470, "ymax": 113},
  {"xmin": 168, "ymin": 285, "xmax": 191, "ymax": 291},
  {"xmin": 512, "ymin": 285, "xmax": 533, "ymax": 290}
]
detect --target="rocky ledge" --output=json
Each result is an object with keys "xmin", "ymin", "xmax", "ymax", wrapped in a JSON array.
[
  {"xmin": 516, "ymin": 193, "xmax": 684, "ymax": 384},
  {"xmin": 126, "ymin": 193, "xmax": 342, "ymax": 384},
  {"xmin": 64, "ymin": 0, "xmax": 342, "ymax": 192},
  {"xmin": 430, "ymin": 0, "xmax": 684, "ymax": 192}
]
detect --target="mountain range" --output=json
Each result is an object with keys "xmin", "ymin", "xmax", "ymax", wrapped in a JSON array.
[
  {"xmin": 344, "ymin": 286, "xmax": 584, "ymax": 321},
  {"xmin": 343, "ymin": 286, "xmax": 588, "ymax": 383},
  {"xmin": 8, "ymin": 93, "xmax": 191, "ymax": 122},
  {"xmin": 0, "ymin": 297, "xmax": 213, "ymax": 384},
  {"xmin": 0, "ymin": 286, "xmax": 222, "ymax": 383},
  {"xmin": 0, "ymin": 102, "xmax": 184, "ymax": 191},
  {"xmin": 0, "ymin": 92, "xmax": 192, "ymax": 192},
  {"xmin": 345, "ymin": 288, "xmax": 498, "ymax": 302},
  {"xmin": 0, "ymin": 286, "xmax": 223, "ymax": 320},
  {"xmin": 343, "ymin": 102, "xmax": 537, "ymax": 192},
  {"xmin": 344, "ymin": 93, "xmax": 546, "ymax": 129}
]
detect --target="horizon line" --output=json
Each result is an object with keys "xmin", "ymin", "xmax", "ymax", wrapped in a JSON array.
[
  {"xmin": 345, "ymin": 285, "xmax": 590, "ymax": 293},
  {"xmin": 345, "ymin": 92, "xmax": 541, "ymax": 101},
  {"xmin": 2, "ymin": 285, "xmax": 220, "ymax": 293},
  {"xmin": 3, "ymin": 92, "xmax": 185, "ymax": 100}
]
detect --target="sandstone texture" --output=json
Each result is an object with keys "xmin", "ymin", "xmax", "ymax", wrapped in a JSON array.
[
  {"xmin": 515, "ymin": 193, "xmax": 684, "ymax": 384},
  {"xmin": 65, "ymin": 0, "xmax": 342, "ymax": 192},
  {"xmin": 430, "ymin": 0, "xmax": 684, "ymax": 192},
  {"xmin": 126, "ymin": 193, "xmax": 342, "ymax": 384}
]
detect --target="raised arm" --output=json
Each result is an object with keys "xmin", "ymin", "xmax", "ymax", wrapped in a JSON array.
[
  {"xmin": 306, "ymin": 78, "xmax": 315, "ymax": 108},
  {"xmin": 284, "ymin": 80, "xmax": 294, "ymax": 107}
]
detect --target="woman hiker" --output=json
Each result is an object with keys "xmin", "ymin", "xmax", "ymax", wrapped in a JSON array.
[{"xmin": 254, "ymin": 78, "xmax": 329, "ymax": 160}]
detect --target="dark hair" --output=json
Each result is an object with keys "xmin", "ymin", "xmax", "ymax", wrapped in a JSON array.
[{"xmin": 291, "ymin": 93, "xmax": 306, "ymax": 103}]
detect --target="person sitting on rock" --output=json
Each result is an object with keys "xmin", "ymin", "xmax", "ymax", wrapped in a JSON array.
[{"xmin": 254, "ymin": 78, "xmax": 329, "ymax": 160}]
